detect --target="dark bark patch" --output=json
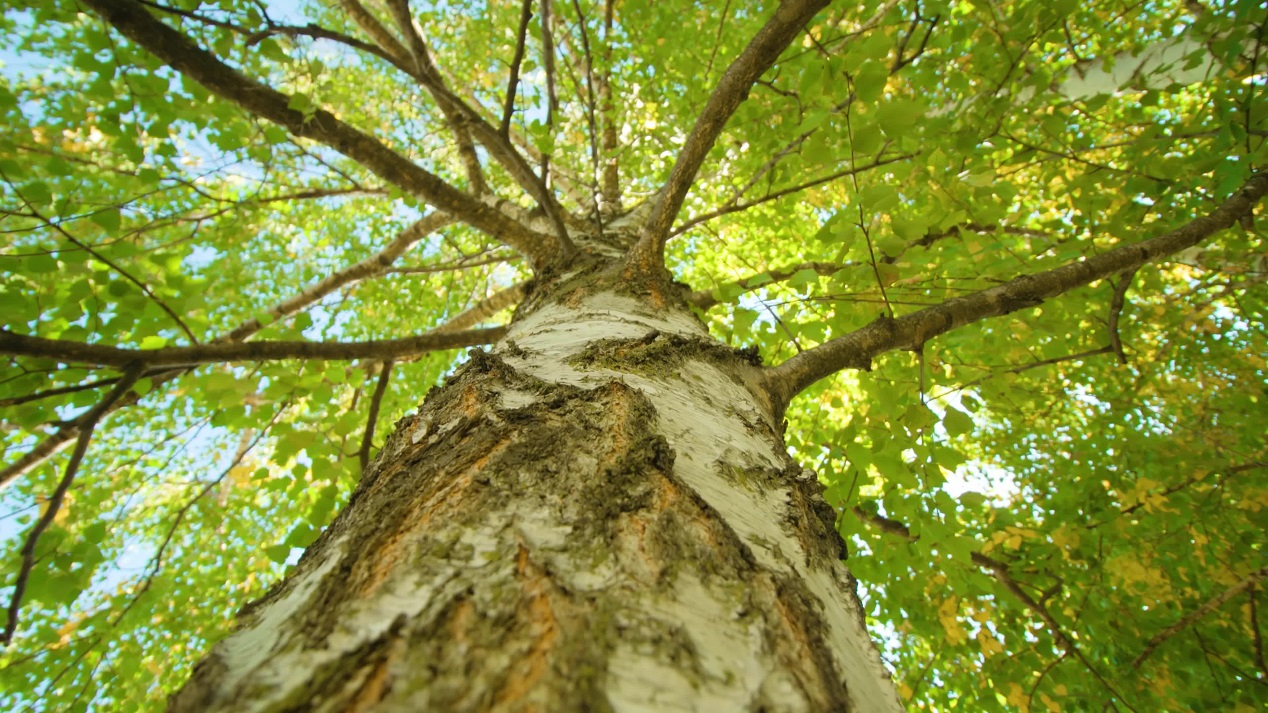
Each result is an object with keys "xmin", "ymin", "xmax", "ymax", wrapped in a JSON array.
[
  {"xmin": 784, "ymin": 466, "xmax": 850, "ymax": 564},
  {"xmin": 750, "ymin": 574, "xmax": 852, "ymax": 712},
  {"xmin": 569, "ymin": 332, "xmax": 761, "ymax": 380}
]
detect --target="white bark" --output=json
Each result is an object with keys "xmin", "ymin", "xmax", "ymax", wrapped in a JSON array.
[{"xmin": 170, "ymin": 282, "xmax": 903, "ymax": 712}]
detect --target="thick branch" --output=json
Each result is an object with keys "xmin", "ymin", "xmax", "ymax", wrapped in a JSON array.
[
  {"xmin": 0, "ymin": 328, "xmax": 505, "ymax": 369},
  {"xmin": 380, "ymin": 0, "xmax": 575, "ymax": 252},
  {"xmin": 762, "ymin": 173, "xmax": 1268, "ymax": 409},
  {"xmin": 625, "ymin": 0, "xmax": 831, "ymax": 274},
  {"xmin": 335, "ymin": 0, "xmax": 409, "ymax": 61},
  {"xmin": 82, "ymin": 0, "xmax": 558, "ymax": 268},
  {"xmin": 0, "ymin": 214, "xmax": 457, "ymax": 489}
]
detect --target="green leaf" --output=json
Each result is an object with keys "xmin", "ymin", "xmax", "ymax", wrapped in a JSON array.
[
  {"xmin": 853, "ymin": 61, "xmax": 888, "ymax": 104},
  {"xmin": 789, "ymin": 268, "xmax": 819, "ymax": 288},
  {"xmin": 875, "ymin": 98, "xmax": 924, "ymax": 134},
  {"xmin": 21, "ymin": 181, "xmax": 52, "ymax": 205},
  {"xmin": 265, "ymin": 545, "xmax": 293, "ymax": 564},
  {"xmin": 942, "ymin": 407, "xmax": 974, "ymax": 437}
]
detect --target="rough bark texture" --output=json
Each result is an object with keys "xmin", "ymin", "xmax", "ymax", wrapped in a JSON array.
[{"xmin": 169, "ymin": 261, "xmax": 902, "ymax": 712}]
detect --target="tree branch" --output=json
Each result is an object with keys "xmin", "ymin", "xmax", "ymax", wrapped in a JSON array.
[
  {"xmin": 762, "ymin": 173, "xmax": 1268, "ymax": 411},
  {"xmin": 1, "ymin": 212, "xmax": 452, "ymax": 489},
  {"xmin": 689, "ymin": 261, "xmax": 853, "ymax": 310},
  {"xmin": 598, "ymin": 0, "xmax": 620, "ymax": 213},
  {"xmin": 0, "ymin": 327, "xmax": 505, "ymax": 369},
  {"xmin": 435, "ymin": 282, "xmax": 529, "ymax": 333},
  {"xmin": 500, "ymin": 0, "xmax": 535, "ymax": 137},
  {"xmin": 625, "ymin": 0, "xmax": 832, "ymax": 274},
  {"xmin": 82, "ymin": 0, "xmax": 559, "ymax": 268},
  {"xmin": 670, "ymin": 152, "xmax": 915, "ymax": 237},
  {"xmin": 3, "ymin": 365, "xmax": 143, "ymax": 646},
  {"xmin": 223, "ymin": 212, "xmax": 452, "ymax": 342},
  {"xmin": 379, "ymin": 0, "xmax": 576, "ymax": 253},
  {"xmin": 1133, "ymin": 565, "xmax": 1268, "ymax": 668},
  {"xmin": 359, "ymin": 360, "xmax": 394, "ymax": 471},
  {"xmin": 1107, "ymin": 267, "xmax": 1138, "ymax": 364},
  {"xmin": 853, "ymin": 507, "xmax": 1140, "ymax": 710},
  {"xmin": 334, "ymin": 0, "xmax": 410, "ymax": 62}
]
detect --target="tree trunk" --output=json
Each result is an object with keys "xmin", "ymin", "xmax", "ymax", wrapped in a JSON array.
[{"xmin": 169, "ymin": 260, "xmax": 903, "ymax": 712}]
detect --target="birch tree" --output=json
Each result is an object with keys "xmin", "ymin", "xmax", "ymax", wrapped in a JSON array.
[{"xmin": 1, "ymin": 0, "xmax": 1265, "ymax": 710}]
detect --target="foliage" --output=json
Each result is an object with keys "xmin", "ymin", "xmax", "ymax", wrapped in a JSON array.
[{"xmin": 0, "ymin": 0, "xmax": 1265, "ymax": 710}]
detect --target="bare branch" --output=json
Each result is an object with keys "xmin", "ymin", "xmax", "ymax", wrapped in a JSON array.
[
  {"xmin": 0, "ymin": 327, "xmax": 505, "ymax": 369},
  {"xmin": 762, "ymin": 173, "xmax": 1268, "ymax": 411},
  {"xmin": 83, "ymin": 0, "xmax": 559, "ymax": 267},
  {"xmin": 626, "ymin": 0, "xmax": 832, "ymax": 274},
  {"xmin": 3, "ymin": 366, "xmax": 142, "ymax": 646},
  {"xmin": 1134, "ymin": 565, "xmax": 1268, "ymax": 668}
]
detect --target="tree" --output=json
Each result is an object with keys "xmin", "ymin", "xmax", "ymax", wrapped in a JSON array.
[{"xmin": 0, "ymin": 0, "xmax": 1264, "ymax": 708}]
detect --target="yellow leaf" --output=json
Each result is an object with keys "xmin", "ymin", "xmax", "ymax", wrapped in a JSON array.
[
  {"xmin": 977, "ymin": 629, "xmax": 1004, "ymax": 657},
  {"xmin": 939, "ymin": 597, "xmax": 968, "ymax": 646},
  {"xmin": 1005, "ymin": 682, "xmax": 1029, "ymax": 712},
  {"xmin": 1040, "ymin": 692, "xmax": 1060, "ymax": 712}
]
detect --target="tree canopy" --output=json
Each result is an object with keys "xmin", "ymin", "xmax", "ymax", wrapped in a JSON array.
[{"xmin": 1, "ymin": 0, "xmax": 1265, "ymax": 710}]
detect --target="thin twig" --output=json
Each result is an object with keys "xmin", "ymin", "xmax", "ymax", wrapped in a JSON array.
[
  {"xmin": 359, "ymin": 360, "xmax": 394, "ymax": 471},
  {"xmin": 1107, "ymin": 268, "xmax": 1138, "ymax": 364},
  {"xmin": 500, "ymin": 0, "xmax": 536, "ymax": 137}
]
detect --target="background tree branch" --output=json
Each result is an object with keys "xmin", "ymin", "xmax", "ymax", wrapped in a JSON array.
[{"xmin": 762, "ymin": 173, "xmax": 1268, "ymax": 411}]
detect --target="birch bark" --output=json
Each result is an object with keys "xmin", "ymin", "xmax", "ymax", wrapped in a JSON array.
[{"xmin": 169, "ymin": 260, "xmax": 902, "ymax": 713}]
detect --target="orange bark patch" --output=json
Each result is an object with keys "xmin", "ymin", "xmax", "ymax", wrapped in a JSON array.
[
  {"xmin": 459, "ymin": 385, "xmax": 482, "ymax": 417},
  {"xmin": 562, "ymin": 286, "xmax": 588, "ymax": 308},
  {"xmin": 447, "ymin": 599, "xmax": 476, "ymax": 646},
  {"xmin": 768, "ymin": 579, "xmax": 828, "ymax": 700},
  {"xmin": 351, "ymin": 436, "xmax": 513, "ymax": 599},
  {"xmin": 492, "ymin": 546, "xmax": 560, "ymax": 709},
  {"xmin": 343, "ymin": 635, "xmax": 406, "ymax": 713}
]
